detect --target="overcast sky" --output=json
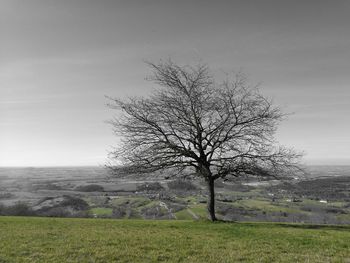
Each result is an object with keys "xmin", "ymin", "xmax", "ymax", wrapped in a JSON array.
[{"xmin": 1, "ymin": 0, "xmax": 350, "ymax": 166}]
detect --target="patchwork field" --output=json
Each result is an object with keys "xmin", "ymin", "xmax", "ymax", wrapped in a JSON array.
[
  {"xmin": 0, "ymin": 166, "xmax": 350, "ymax": 224},
  {"xmin": 0, "ymin": 217, "xmax": 349, "ymax": 263}
]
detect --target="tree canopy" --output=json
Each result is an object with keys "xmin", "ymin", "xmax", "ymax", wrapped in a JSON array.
[{"xmin": 108, "ymin": 60, "xmax": 303, "ymax": 221}]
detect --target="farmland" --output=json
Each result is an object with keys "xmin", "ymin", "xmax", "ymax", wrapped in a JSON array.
[{"xmin": 0, "ymin": 166, "xmax": 350, "ymax": 224}]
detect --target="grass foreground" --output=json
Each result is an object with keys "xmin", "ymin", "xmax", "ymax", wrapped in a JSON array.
[{"xmin": 0, "ymin": 217, "xmax": 349, "ymax": 262}]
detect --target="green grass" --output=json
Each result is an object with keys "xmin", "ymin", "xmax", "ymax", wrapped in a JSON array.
[
  {"xmin": 90, "ymin": 207, "xmax": 113, "ymax": 216},
  {"xmin": 336, "ymin": 214, "xmax": 350, "ymax": 222},
  {"xmin": 236, "ymin": 199, "xmax": 307, "ymax": 214},
  {"xmin": 110, "ymin": 196, "xmax": 151, "ymax": 207},
  {"xmin": 0, "ymin": 217, "xmax": 349, "ymax": 262},
  {"xmin": 174, "ymin": 209, "xmax": 194, "ymax": 220},
  {"xmin": 301, "ymin": 199, "xmax": 347, "ymax": 208},
  {"xmin": 188, "ymin": 204, "xmax": 207, "ymax": 218}
]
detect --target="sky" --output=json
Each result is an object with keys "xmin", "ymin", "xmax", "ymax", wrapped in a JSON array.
[{"xmin": 1, "ymin": 0, "xmax": 350, "ymax": 167}]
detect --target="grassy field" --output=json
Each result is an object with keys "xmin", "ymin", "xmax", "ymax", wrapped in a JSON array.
[{"xmin": 0, "ymin": 217, "xmax": 349, "ymax": 262}]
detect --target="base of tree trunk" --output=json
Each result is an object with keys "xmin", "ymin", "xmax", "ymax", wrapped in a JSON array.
[{"xmin": 207, "ymin": 178, "xmax": 217, "ymax": 221}]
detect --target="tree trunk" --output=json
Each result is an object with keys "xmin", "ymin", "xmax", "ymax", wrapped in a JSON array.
[{"xmin": 207, "ymin": 177, "xmax": 217, "ymax": 221}]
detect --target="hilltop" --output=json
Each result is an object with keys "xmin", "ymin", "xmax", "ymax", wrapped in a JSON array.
[{"xmin": 0, "ymin": 217, "xmax": 349, "ymax": 262}]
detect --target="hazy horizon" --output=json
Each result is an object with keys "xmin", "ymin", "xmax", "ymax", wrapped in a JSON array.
[
  {"xmin": 2, "ymin": 163, "xmax": 350, "ymax": 168},
  {"xmin": 1, "ymin": 0, "xmax": 350, "ymax": 167}
]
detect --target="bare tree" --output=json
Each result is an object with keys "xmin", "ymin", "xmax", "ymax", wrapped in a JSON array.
[{"xmin": 107, "ymin": 60, "xmax": 303, "ymax": 221}]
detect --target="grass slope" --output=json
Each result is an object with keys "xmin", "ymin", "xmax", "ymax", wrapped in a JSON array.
[{"xmin": 0, "ymin": 217, "xmax": 349, "ymax": 263}]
